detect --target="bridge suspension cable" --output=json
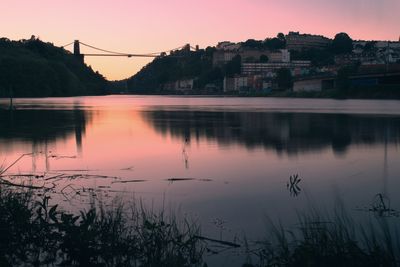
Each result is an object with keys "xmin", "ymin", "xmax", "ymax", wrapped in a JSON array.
[
  {"xmin": 79, "ymin": 41, "xmax": 132, "ymax": 56},
  {"xmin": 60, "ymin": 41, "xmax": 75, "ymax": 48},
  {"xmin": 61, "ymin": 40, "xmax": 192, "ymax": 58}
]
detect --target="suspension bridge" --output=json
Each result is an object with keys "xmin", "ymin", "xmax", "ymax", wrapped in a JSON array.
[{"xmin": 61, "ymin": 40, "xmax": 199, "ymax": 63}]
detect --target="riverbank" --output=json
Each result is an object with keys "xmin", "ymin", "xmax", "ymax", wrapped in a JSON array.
[
  {"xmin": 118, "ymin": 85, "xmax": 400, "ymax": 100},
  {"xmin": 0, "ymin": 182, "xmax": 398, "ymax": 267}
]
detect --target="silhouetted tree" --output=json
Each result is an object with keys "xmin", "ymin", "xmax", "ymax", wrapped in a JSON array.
[
  {"xmin": 127, "ymin": 47, "xmax": 223, "ymax": 93},
  {"xmin": 260, "ymin": 55, "xmax": 269, "ymax": 63},
  {"xmin": 277, "ymin": 33, "xmax": 286, "ymax": 47},
  {"xmin": 275, "ymin": 68, "xmax": 293, "ymax": 90},
  {"xmin": 290, "ymin": 48, "xmax": 334, "ymax": 66},
  {"xmin": 336, "ymin": 66, "xmax": 355, "ymax": 97},
  {"xmin": 224, "ymin": 55, "xmax": 242, "ymax": 77},
  {"xmin": 264, "ymin": 37, "xmax": 286, "ymax": 50},
  {"xmin": 332, "ymin": 33, "xmax": 353, "ymax": 54},
  {"xmin": 0, "ymin": 38, "xmax": 107, "ymax": 97},
  {"xmin": 242, "ymin": 39, "xmax": 264, "ymax": 49}
]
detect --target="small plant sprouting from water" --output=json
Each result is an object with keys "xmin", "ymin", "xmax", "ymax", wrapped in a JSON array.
[
  {"xmin": 287, "ymin": 174, "xmax": 301, "ymax": 197},
  {"xmin": 370, "ymin": 193, "xmax": 400, "ymax": 218}
]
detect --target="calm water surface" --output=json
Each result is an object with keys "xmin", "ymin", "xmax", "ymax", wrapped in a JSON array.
[{"xmin": 1, "ymin": 96, "xmax": 400, "ymax": 265}]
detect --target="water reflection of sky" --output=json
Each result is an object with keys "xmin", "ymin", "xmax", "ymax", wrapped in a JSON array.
[{"xmin": 0, "ymin": 96, "xmax": 400, "ymax": 265}]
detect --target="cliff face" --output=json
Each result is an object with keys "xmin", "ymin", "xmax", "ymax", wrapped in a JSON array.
[{"xmin": 0, "ymin": 37, "xmax": 108, "ymax": 97}]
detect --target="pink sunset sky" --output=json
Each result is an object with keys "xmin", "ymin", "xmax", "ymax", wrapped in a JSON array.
[{"xmin": 1, "ymin": 0, "xmax": 399, "ymax": 80}]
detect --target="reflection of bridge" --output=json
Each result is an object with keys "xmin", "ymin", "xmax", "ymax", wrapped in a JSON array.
[{"xmin": 61, "ymin": 40, "xmax": 198, "ymax": 63}]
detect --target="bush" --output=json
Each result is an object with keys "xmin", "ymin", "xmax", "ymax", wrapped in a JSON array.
[{"xmin": 0, "ymin": 185, "xmax": 205, "ymax": 266}]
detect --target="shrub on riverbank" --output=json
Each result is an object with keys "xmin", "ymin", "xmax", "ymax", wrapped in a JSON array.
[{"xmin": 0, "ymin": 185, "xmax": 204, "ymax": 266}]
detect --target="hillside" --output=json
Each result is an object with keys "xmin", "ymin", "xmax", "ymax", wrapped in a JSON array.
[
  {"xmin": 125, "ymin": 34, "xmax": 320, "ymax": 94},
  {"xmin": 127, "ymin": 47, "xmax": 225, "ymax": 94},
  {"xmin": 126, "ymin": 32, "xmax": 400, "ymax": 97},
  {"xmin": 0, "ymin": 37, "xmax": 107, "ymax": 97}
]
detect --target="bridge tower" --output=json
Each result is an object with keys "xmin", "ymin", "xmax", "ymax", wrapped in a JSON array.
[{"xmin": 73, "ymin": 40, "xmax": 84, "ymax": 63}]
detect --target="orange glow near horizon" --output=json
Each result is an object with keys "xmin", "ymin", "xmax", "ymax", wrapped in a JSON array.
[{"xmin": 1, "ymin": 0, "xmax": 399, "ymax": 80}]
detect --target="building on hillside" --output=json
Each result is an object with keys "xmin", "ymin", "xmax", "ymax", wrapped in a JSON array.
[
  {"xmin": 223, "ymin": 77, "xmax": 235, "ymax": 92},
  {"xmin": 286, "ymin": 32, "xmax": 331, "ymax": 51},
  {"xmin": 213, "ymin": 47, "xmax": 291, "ymax": 67},
  {"xmin": 234, "ymin": 76, "xmax": 249, "ymax": 92},
  {"xmin": 213, "ymin": 50, "xmax": 238, "ymax": 66},
  {"xmin": 239, "ymin": 49, "xmax": 267, "ymax": 63},
  {"xmin": 353, "ymin": 40, "xmax": 400, "ymax": 50},
  {"xmin": 223, "ymin": 75, "xmax": 249, "ymax": 92},
  {"xmin": 293, "ymin": 79, "xmax": 323, "ymax": 92},
  {"xmin": 216, "ymin": 41, "xmax": 241, "ymax": 51},
  {"xmin": 269, "ymin": 49, "xmax": 290, "ymax": 63},
  {"xmin": 213, "ymin": 48, "xmax": 292, "ymax": 67},
  {"xmin": 375, "ymin": 41, "xmax": 400, "ymax": 49},
  {"xmin": 163, "ymin": 79, "xmax": 194, "ymax": 92},
  {"xmin": 163, "ymin": 81, "xmax": 176, "ymax": 91},
  {"xmin": 335, "ymin": 51, "xmax": 400, "ymax": 65},
  {"xmin": 293, "ymin": 77, "xmax": 335, "ymax": 92},
  {"xmin": 223, "ymin": 75, "xmax": 272, "ymax": 92},
  {"xmin": 241, "ymin": 61, "xmax": 311, "ymax": 76},
  {"xmin": 334, "ymin": 54, "xmax": 380, "ymax": 65},
  {"xmin": 176, "ymin": 79, "xmax": 194, "ymax": 92}
]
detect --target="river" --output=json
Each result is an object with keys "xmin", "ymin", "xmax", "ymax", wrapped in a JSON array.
[{"xmin": 1, "ymin": 95, "xmax": 400, "ymax": 266}]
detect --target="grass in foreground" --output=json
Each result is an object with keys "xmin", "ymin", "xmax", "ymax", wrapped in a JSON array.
[
  {"xmin": 245, "ymin": 202, "xmax": 400, "ymax": 267},
  {"xmin": 0, "ymin": 185, "xmax": 205, "ymax": 267},
  {"xmin": 1, "ymin": 179, "xmax": 400, "ymax": 267}
]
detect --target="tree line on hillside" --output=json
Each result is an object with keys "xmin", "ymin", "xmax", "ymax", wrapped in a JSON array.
[
  {"xmin": 126, "ymin": 33, "xmax": 354, "ymax": 93},
  {"xmin": 127, "ymin": 47, "xmax": 223, "ymax": 93},
  {"xmin": 0, "ymin": 36, "xmax": 107, "ymax": 98}
]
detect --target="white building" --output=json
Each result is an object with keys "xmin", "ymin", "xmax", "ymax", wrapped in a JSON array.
[
  {"xmin": 176, "ymin": 79, "xmax": 194, "ymax": 91},
  {"xmin": 269, "ymin": 49, "xmax": 291, "ymax": 63},
  {"xmin": 223, "ymin": 76, "xmax": 249, "ymax": 92},
  {"xmin": 241, "ymin": 61, "xmax": 311, "ymax": 75}
]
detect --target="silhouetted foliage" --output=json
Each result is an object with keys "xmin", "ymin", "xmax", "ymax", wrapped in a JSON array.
[
  {"xmin": 242, "ymin": 39, "xmax": 264, "ymax": 49},
  {"xmin": 241, "ymin": 35, "xmax": 286, "ymax": 51},
  {"xmin": 263, "ymin": 34, "xmax": 286, "ymax": 50},
  {"xmin": 196, "ymin": 67, "xmax": 224, "ymax": 89},
  {"xmin": 0, "ymin": 186, "xmax": 204, "ymax": 266},
  {"xmin": 290, "ymin": 48, "xmax": 334, "ymax": 66},
  {"xmin": 248, "ymin": 204, "xmax": 399, "ymax": 267},
  {"xmin": 336, "ymin": 66, "xmax": 352, "ymax": 92},
  {"xmin": 336, "ymin": 64, "xmax": 361, "ymax": 97},
  {"xmin": 224, "ymin": 55, "xmax": 242, "ymax": 77},
  {"xmin": 259, "ymin": 55, "xmax": 269, "ymax": 63},
  {"xmin": 127, "ymin": 48, "xmax": 219, "ymax": 93},
  {"xmin": 0, "ymin": 37, "xmax": 107, "ymax": 97},
  {"xmin": 275, "ymin": 68, "xmax": 293, "ymax": 90},
  {"xmin": 332, "ymin": 33, "xmax": 353, "ymax": 54}
]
